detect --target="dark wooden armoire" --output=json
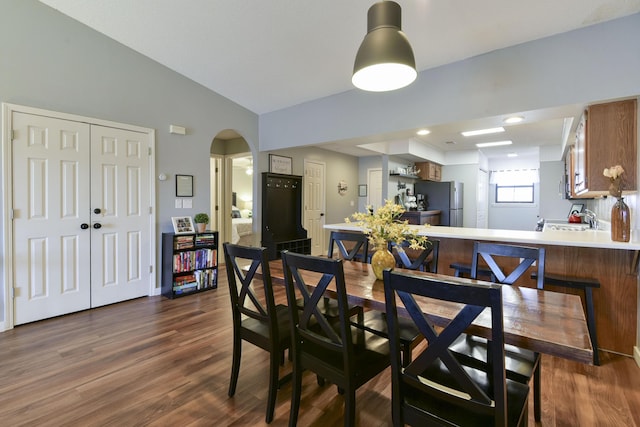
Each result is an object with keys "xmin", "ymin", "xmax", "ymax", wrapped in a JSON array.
[{"xmin": 261, "ymin": 172, "xmax": 311, "ymax": 259}]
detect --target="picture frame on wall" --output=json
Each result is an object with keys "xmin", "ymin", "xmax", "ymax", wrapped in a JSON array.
[
  {"xmin": 568, "ymin": 203, "xmax": 585, "ymax": 217},
  {"xmin": 269, "ymin": 154, "xmax": 293, "ymax": 175},
  {"xmin": 171, "ymin": 216, "xmax": 195, "ymax": 234},
  {"xmin": 358, "ymin": 184, "xmax": 367, "ymax": 197},
  {"xmin": 176, "ymin": 174, "xmax": 194, "ymax": 197}
]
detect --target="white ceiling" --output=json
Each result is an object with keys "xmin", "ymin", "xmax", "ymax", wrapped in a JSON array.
[{"xmin": 38, "ymin": 0, "xmax": 640, "ymax": 160}]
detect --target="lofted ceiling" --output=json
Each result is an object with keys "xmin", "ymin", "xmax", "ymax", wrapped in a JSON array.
[{"xmin": 38, "ymin": 0, "xmax": 640, "ymax": 160}]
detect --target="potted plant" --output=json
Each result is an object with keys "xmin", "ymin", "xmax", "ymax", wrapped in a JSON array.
[{"xmin": 194, "ymin": 213, "xmax": 209, "ymax": 233}]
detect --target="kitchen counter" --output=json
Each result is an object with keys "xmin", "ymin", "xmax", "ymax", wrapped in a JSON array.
[
  {"xmin": 325, "ymin": 223, "xmax": 640, "ymax": 250},
  {"xmin": 325, "ymin": 222, "xmax": 640, "ymax": 361}
]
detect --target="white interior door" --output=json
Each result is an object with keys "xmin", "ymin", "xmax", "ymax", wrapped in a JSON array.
[
  {"xmin": 11, "ymin": 109, "xmax": 152, "ymax": 324},
  {"xmin": 304, "ymin": 160, "xmax": 326, "ymax": 256},
  {"xmin": 367, "ymin": 168, "xmax": 383, "ymax": 209},
  {"xmin": 12, "ymin": 112, "xmax": 92, "ymax": 324},
  {"xmin": 90, "ymin": 125, "xmax": 150, "ymax": 307},
  {"xmin": 222, "ymin": 156, "xmax": 234, "ymax": 247},
  {"xmin": 210, "ymin": 156, "xmax": 223, "ymax": 243}
]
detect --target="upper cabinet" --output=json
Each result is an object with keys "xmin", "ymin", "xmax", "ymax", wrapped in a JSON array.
[
  {"xmin": 416, "ymin": 161, "xmax": 442, "ymax": 181},
  {"xmin": 573, "ymin": 113, "xmax": 587, "ymax": 195},
  {"xmin": 571, "ymin": 98, "xmax": 637, "ymax": 198}
]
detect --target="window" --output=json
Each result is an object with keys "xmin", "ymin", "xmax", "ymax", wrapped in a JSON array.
[
  {"xmin": 490, "ymin": 169, "xmax": 538, "ymax": 204},
  {"xmin": 495, "ymin": 184, "xmax": 534, "ymax": 203}
]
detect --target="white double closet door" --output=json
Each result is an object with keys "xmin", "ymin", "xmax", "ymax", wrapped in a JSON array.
[{"xmin": 11, "ymin": 110, "xmax": 152, "ymax": 325}]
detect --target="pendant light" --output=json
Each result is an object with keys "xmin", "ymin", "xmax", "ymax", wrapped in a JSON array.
[{"xmin": 352, "ymin": 1, "xmax": 417, "ymax": 92}]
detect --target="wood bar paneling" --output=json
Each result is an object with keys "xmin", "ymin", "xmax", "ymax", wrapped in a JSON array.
[{"xmin": 434, "ymin": 237, "xmax": 637, "ymax": 355}]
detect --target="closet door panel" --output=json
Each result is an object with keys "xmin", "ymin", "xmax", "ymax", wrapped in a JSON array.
[{"xmin": 12, "ymin": 112, "xmax": 91, "ymax": 325}]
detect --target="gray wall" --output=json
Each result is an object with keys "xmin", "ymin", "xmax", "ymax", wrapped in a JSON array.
[
  {"xmin": 488, "ymin": 184, "xmax": 540, "ymax": 231},
  {"xmin": 357, "ymin": 156, "xmax": 383, "ymax": 212},
  {"xmin": 265, "ymin": 146, "xmax": 360, "ymax": 227},
  {"xmin": 260, "ymin": 13, "xmax": 640, "ymax": 154},
  {"xmin": 0, "ymin": 0, "xmax": 259, "ymax": 323},
  {"xmin": 539, "ymin": 161, "xmax": 574, "ymax": 221},
  {"xmin": 441, "ymin": 164, "xmax": 480, "ymax": 228}
]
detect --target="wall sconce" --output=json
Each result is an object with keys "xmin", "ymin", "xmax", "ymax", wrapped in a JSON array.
[{"xmin": 338, "ymin": 180, "xmax": 348, "ymax": 195}]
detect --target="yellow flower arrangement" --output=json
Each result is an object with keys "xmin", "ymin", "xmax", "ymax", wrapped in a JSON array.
[
  {"xmin": 345, "ymin": 199, "xmax": 429, "ymax": 250},
  {"xmin": 603, "ymin": 165, "xmax": 624, "ymax": 198}
]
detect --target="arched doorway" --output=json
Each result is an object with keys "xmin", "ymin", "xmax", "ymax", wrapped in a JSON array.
[{"xmin": 210, "ymin": 130, "xmax": 254, "ymax": 250}]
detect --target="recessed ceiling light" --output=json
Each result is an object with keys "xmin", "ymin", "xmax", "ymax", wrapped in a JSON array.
[
  {"xmin": 416, "ymin": 129, "xmax": 430, "ymax": 136},
  {"xmin": 504, "ymin": 115, "xmax": 524, "ymax": 124},
  {"xmin": 507, "ymin": 152, "xmax": 518, "ymax": 157},
  {"xmin": 475, "ymin": 140, "xmax": 513, "ymax": 148},
  {"xmin": 461, "ymin": 127, "xmax": 505, "ymax": 137}
]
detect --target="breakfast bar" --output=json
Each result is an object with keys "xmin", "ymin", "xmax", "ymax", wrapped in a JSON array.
[{"xmin": 325, "ymin": 223, "xmax": 640, "ymax": 365}]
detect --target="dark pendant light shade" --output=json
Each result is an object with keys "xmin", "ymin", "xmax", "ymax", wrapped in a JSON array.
[{"xmin": 352, "ymin": 1, "xmax": 417, "ymax": 92}]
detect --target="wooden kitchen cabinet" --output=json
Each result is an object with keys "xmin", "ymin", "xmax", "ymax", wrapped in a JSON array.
[
  {"xmin": 416, "ymin": 161, "xmax": 442, "ymax": 181},
  {"xmin": 399, "ymin": 210, "xmax": 441, "ymax": 225},
  {"xmin": 428, "ymin": 162, "xmax": 442, "ymax": 181},
  {"xmin": 565, "ymin": 146, "xmax": 576, "ymax": 199},
  {"xmin": 573, "ymin": 113, "xmax": 586, "ymax": 195},
  {"xmin": 572, "ymin": 98, "xmax": 637, "ymax": 198}
]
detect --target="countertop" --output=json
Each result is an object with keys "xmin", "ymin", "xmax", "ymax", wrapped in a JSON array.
[{"xmin": 324, "ymin": 223, "xmax": 640, "ymax": 250}]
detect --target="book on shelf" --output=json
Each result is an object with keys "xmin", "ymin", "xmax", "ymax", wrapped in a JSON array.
[
  {"xmin": 174, "ymin": 235, "xmax": 194, "ymax": 250},
  {"xmin": 194, "ymin": 270, "xmax": 216, "ymax": 289},
  {"xmin": 173, "ymin": 274, "xmax": 198, "ymax": 293},
  {"xmin": 195, "ymin": 234, "xmax": 216, "ymax": 246},
  {"xmin": 173, "ymin": 248, "xmax": 217, "ymax": 272},
  {"xmin": 173, "ymin": 283, "xmax": 198, "ymax": 294}
]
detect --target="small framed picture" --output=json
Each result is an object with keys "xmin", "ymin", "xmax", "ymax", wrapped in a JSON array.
[
  {"xmin": 172, "ymin": 216, "xmax": 195, "ymax": 234},
  {"xmin": 358, "ymin": 184, "xmax": 367, "ymax": 197},
  {"xmin": 176, "ymin": 174, "xmax": 193, "ymax": 197},
  {"xmin": 568, "ymin": 203, "xmax": 585, "ymax": 218},
  {"xmin": 269, "ymin": 154, "xmax": 293, "ymax": 175}
]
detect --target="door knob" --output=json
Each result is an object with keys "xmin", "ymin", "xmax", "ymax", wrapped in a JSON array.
[
  {"xmin": 93, "ymin": 223, "xmax": 102, "ymax": 229},
  {"xmin": 320, "ymin": 213, "xmax": 325, "ymax": 216},
  {"xmin": 94, "ymin": 208, "xmax": 101, "ymax": 214},
  {"xmin": 81, "ymin": 223, "xmax": 89, "ymax": 229}
]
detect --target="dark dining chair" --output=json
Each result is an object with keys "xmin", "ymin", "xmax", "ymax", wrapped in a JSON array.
[
  {"xmin": 327, "ymin": 230, "xmax": 370, "ymax": 262},
  {"xmin": 390, "ymin": 238, "xmax": 439, "ymax": 272},
  {"xmin": 223, "ymin": 243, "xmax": 291, "ymax": 424},
  {"xmin": 354, "ymin": 239, "xmax": 441, "ymax": 367},
  {"xmin": 281, "ymin": 251, "xmax": 390, "ymax": 427},
  {"xmin": 318, "ymin": 230, "xmax": 368, "ymax": 319},
  {"xmin": 383, "ymin": 269, "xmax": 529, "ymax": 426},
  {"xmin": 448, "ymin": 241, "xmax": 544, "ymax": 422}
]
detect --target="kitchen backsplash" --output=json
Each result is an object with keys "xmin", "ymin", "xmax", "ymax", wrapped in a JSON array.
[{"xmin": 587, "ymin": 193, "xmax": 637, "ymax": 230}]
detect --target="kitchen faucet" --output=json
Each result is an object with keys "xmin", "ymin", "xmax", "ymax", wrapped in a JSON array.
[{"xmin": 580, "ymin": 209, "xmax": 598, "ymax": 229}]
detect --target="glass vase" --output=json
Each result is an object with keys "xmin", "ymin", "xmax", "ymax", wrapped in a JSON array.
[
  {"xmin": 371, "ymin": 246, "xmax": 395, "ymax": 280},
  {"xmin": 611, "ymin": 197, "xmax": 630, "ymax": 242}
]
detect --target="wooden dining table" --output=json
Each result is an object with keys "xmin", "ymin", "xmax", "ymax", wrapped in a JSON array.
[{"xmin": 265, "ymin": 258, "xmax": 594, "ymax": 365}]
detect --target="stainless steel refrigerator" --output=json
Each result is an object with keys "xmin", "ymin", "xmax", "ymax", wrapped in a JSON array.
[{"xmin": 414, "ymin": 181, "xmax": 464, "ymax": 226}]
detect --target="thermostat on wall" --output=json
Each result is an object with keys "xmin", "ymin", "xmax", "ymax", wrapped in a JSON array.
[{"xmin": 169, "ymin": 125, "xmax": 186, "ymax": 135}]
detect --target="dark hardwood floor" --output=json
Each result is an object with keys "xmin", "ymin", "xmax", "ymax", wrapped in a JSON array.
[{"xmin": 1, "ymin": 265, "xmax": 639, "ymax": 426}]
